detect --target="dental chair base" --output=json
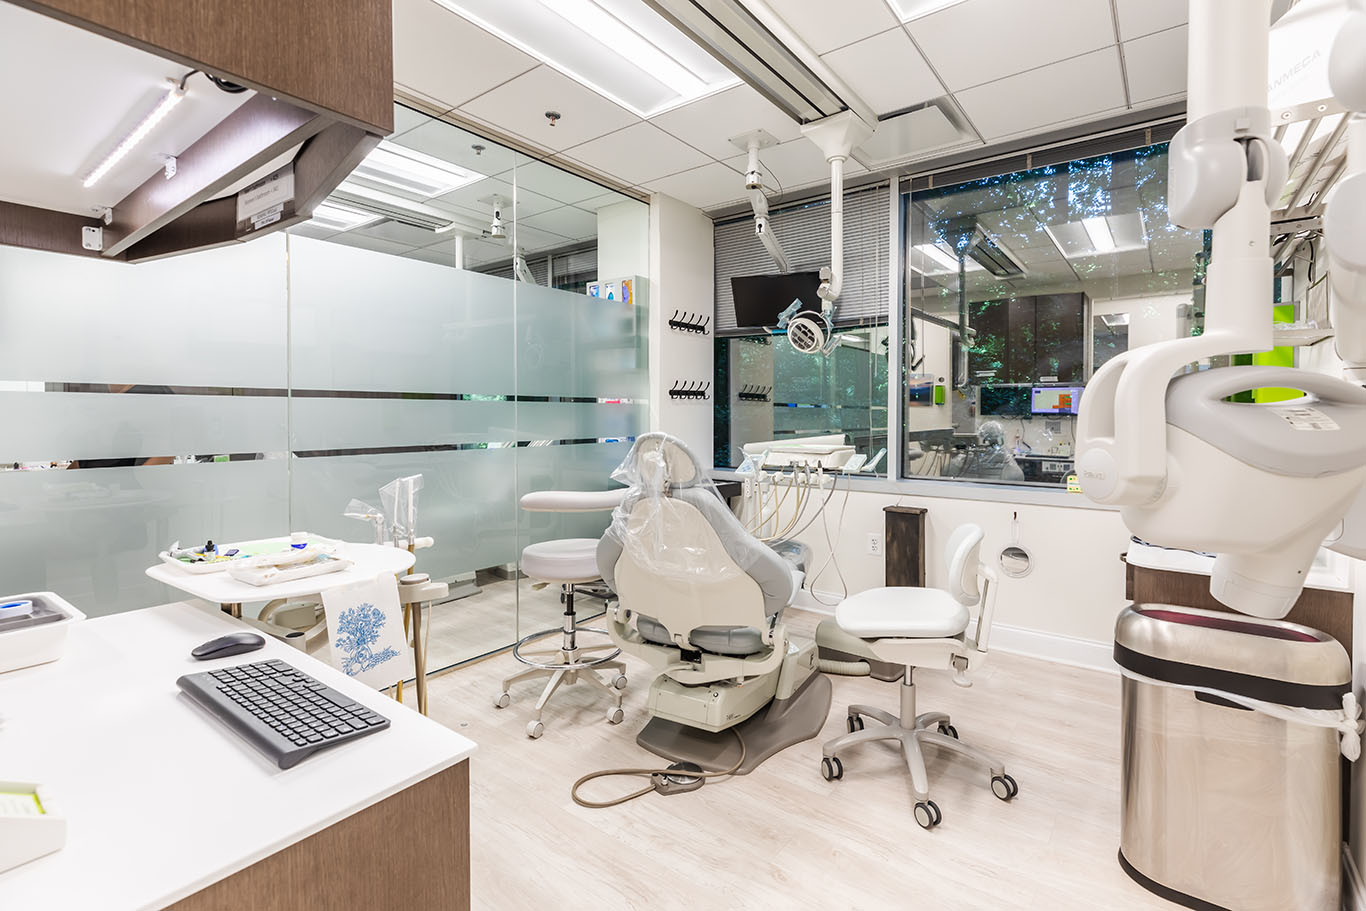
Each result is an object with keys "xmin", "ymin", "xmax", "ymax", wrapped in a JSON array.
[{"xmin": 635, "ymin": 641, "xmax": 832, "ymax": 775}]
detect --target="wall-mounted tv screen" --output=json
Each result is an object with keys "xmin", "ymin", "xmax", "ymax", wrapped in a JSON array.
[
  {"xmin": 1031, "ymin": 386, "xmax": 1083, "ymax": 415},
  {"xmin": 731, "ymin": 272, "xmax": 823, "ymax": 328}
]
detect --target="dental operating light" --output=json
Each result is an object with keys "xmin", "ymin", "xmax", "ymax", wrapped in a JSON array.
[{"xmin": 83, "ymin": 82, "xmax": 185, "ymax": 189}]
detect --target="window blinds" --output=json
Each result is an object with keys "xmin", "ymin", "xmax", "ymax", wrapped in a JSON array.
[{"xmin": 714, "ymin": 183, "xmax": 890, "ymax": 335}]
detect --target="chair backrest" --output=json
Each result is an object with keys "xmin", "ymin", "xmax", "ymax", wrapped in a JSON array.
[
  {"xmin": 945, "ymin": 524, "xmax": 985, "ymax": 606},
  {"xmin": 597, "ymin": 433, "xmax": 794, "ymax": 650}
]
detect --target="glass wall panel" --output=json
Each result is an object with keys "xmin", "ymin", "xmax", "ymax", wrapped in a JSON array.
[
  {"xmin": 902, "ymin": 143, "xmax": 1204, "ymax": 487},
  {"xmin": 0, "ymin": 238, "xmax": 290, "ymax": 616}
]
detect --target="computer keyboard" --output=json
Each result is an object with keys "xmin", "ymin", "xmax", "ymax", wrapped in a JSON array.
[{"xmin": 177, "ymin": 658, "xmax": 390, "ymax": 769}]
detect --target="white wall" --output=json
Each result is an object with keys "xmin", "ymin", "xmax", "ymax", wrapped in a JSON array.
[
  {"xmin": 1092, "ymin": 292, "xmax": 1193, "ymax": 352},
  {"xmin": 648, "ymin": 193, "xmax": 715, "ymax": 456},
  {"xmin": 597, "ymin": 200, "xmax": 649, "ymax": 280},
  {"xmin": 752, "ymin": 486, "xmax": 1131, "ymax": 666}
]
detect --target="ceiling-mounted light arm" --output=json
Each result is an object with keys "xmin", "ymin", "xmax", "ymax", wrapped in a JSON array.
[
  {"xmin": 744, "ymin": 138, "xmax": 790, "ymax": 273},
  {"xmin": 800, "ymin": 111, "xmax": 875, "ymax": 314}
]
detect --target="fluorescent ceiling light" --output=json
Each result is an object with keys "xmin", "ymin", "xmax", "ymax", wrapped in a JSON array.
[
  {"xmin": 1082, "ymin": 216, "xmax": 1116, "ymax": 254},
  {"xmin": 310, "ymin": 202, "xmax": 382, "ymax": 232},
  {"xmin": 83, "ymin": 84, "xmax": 184, "ymax": 188},
  {"xmin": 913, "ymin": 243, "xmax": 984, "ymax": 274},
  {"xmin": 884, "ymin": 0, "xmax": 970, "ymax": 22},
  {"xmin": 349, "ymin": 141, "xmax": 483, "ymax": 200},
  {"xmin": 432, "ymin": 0, "xmax": 738, "ymax": 117}
]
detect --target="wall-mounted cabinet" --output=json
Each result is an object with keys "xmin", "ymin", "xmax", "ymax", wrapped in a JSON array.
[{"xmin": 968, "ymin": 292, "xmax": 1088, "ymax": 384}]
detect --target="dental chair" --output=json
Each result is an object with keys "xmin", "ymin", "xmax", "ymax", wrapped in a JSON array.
[
  {"xmin": 495, "ymin": 489, "xmax": 629, "ymax": 739},
  {"xmin": 596, "ymin": 432, "xmax": 832, "ymax": 774},
  {"xmin": 814, "ymin": 524, "xmax": 1018, "ymax": 829}
]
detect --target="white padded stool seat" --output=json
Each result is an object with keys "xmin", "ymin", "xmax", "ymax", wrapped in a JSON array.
[
  {"xmin": 521, "ymin": 538, "xmax": 602, "ymax": 584},
  {"xmin": 836, "ymin": 586, "xmax": 971, "ymax": 639}
]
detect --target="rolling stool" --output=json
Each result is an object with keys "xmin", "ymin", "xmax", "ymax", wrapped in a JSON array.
[
  {"xmin": 814, "ymin": 524, "xmax": 1018, "ymax": 828},
  {"xmin": 495, "ymin": 490, "xmax": 628, "ymax": 738}
]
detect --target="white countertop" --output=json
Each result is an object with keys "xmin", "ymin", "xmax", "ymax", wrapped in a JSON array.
[
  {"xmin": 0, "ymin": 601, "xmax": 476, "ymax": 911},
  {"xmin": 145, "ymin": 542, "xmax": 416, "ymax": 605},
  {"xmin": 1126, "ymin": 540, "xmax": 1355, "ymax": 593}
]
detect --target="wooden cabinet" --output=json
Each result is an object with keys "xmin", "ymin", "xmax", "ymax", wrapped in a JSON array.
[{"xmin": 968, "ymin": 293, "xmax": 1087, "ymax": 384}]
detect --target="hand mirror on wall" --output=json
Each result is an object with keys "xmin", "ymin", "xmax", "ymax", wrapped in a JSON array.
[{"xmin": 998, "ymin": 512, "xmax": 1033, "ymax": 578}]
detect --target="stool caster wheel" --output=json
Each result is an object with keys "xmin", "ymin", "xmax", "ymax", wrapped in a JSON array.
[
  {"xmin": 846, "ymin": 714, "xmax": 864, "ymax": 733},
  {"xmin": 991, "ymin": 774, "xmax": 1018, "ymax": 801},
  {"xmin": 820, "ymin": 756, "xmax": 844, "ymax": 781},
  {"xmin": 526, "ymin": 720, "xmax": 544, "ymax": 739},
  {"xmin": 606, "ymin": 706, "xmax": 624, "ymax": 724},
  {"xmin": 612, "ymin": 674, "xmax": 628, "ymax": 690},
  {"xmin": 937, "ymin": 722, "xmax": 958, "ymax": 739},
  {"xmin": 913, "ymin": 800, "xmax": 941, "ymax": 830},
  {"xmin": 494, "ymin": 692, "xmax": 511, "ymax": 709}
]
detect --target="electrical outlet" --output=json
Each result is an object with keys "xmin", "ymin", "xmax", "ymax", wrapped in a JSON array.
[{"xmin": 866, "ymin": 533, "xmax": 882, "ymax": 556}]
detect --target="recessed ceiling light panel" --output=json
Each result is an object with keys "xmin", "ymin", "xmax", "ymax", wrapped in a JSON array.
[
  {"xmin": 433, "ymin": 0, "xmax": 738, "ymax": 117},
  {"xmin": 884, "ymin": 0, "xmax": 970, "ymax": 23},
  {"xmin": 348, "ymin": 141, "xmax": 484, "ymax": 200}
]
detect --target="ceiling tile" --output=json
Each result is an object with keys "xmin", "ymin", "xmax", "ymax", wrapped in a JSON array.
[
  {"xmin": 642, "ymin": 162, "xmax": 749, "ymax": 211},
  {"xmin": 649, "ymin": 84, "xmax": 802, "ymax": 161},
  {"xmin": 429, "ymin": 176, "xmax": 560, "ymax": 218},
  {"xmin": 1115, "ymin": 0, "xmax": 1187, "ymax": 41},
  {"xmin": 512, "ymin": 223, "xmax": 574, "ymax": 254},
  {"xmin": 354, "ymin": 219, "xmax": 446, "ymax": 247},
  {"xmin": 955, "ymin": 47, "xmax": 1127, "ymax": 140},
  {"xmin": 403, "ymin": 246, "xmax": 465, "ymax": 269},
  {"xmin": 821, "ymin": 29, "xmax": 944, "ymax": 116},
  {"xmin": 459, "ymin": 66, "xmax": 639, "ymax": 153},
  {"xmin": 510, "ymin": 159, "xmax": 614, "ymax": 206},
  {"xmin": 519, "ymin": 204, "xmax": 599, "ymax": 239},
  {"xmin": 325, "ymin": 234, "xmax": 416, "ymax": 256},
  {"xmin": 391, "ymin": 103, "xmax": 435, "ymax": 139},
  {"xmin": 288, "ymin": 223, "xmax": 340, "ymax": 241},
  {"xmin": 1124, "ymin": 26, "xmax": 1187, "ymax": 103},
  {"xmin": 769, "ymin": 0, "xmax": 900, "ymax": 54},
  {"xmin": 857, "ymin": 105, "xmax": 975, "ymax": 167},
  {"xmin": 577, "ymin": 191, "xmax": 639, "ymax": 211},
  {"xmin": 908, "ymin": 0, "xmax": 1116, "ymax": 90},
  {"xmin": 393, "ymin": 0, "xmax": 539, "ymax": 110},
  {"xmin": 721, "ymin": 138, "xmax": 868, "ymax": 193},
  {"xmin": 563, "ymin": 122, "xmax": 710, "ymax": 187},
  {"xmin": 392, "ymin": 119, "xmax": 520, "ymax": 177}
]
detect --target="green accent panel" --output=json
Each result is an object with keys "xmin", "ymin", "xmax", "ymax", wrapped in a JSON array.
[
  {"xmin": 933, "ymin": 385, "xmax": 946, "ymax": 405},
  {"xmin": 1253, "ymin": 304, "xmax": 1299, "ymax": 403}
]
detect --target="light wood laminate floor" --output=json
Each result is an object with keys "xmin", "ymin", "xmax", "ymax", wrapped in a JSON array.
[{"xmin": 407, "ymin": 608, "xmax": 1170, "ymax": 911}]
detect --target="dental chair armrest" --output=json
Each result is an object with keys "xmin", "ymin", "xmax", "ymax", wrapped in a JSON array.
[{"xmin": 520, "ymin": 489, "xmax": 626, "ymax": 513}]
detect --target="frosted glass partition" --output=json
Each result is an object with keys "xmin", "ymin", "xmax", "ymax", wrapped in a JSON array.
[
  {"xmin": 0, "ymin": 110, "xmax": 650, "ymax": 673},
  {"xmin": 0, "ymin": 238, "xmax": 290, "ymax": 615}
]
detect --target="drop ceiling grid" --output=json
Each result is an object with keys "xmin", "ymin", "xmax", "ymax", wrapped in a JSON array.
[{"xmin": 389, "ymin": 0, "xmax": 1193, "ymax": 213}]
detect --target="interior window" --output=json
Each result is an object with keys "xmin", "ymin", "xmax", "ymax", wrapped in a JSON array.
[{"xmin": 902, "ymin": 143, "xmax": 1205, "ymax": 488}]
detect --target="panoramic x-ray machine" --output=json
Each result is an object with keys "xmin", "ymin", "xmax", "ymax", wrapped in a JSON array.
[{"xmin": 1077, "ymin": 0, "xmax": 1366, "ymax": 619}]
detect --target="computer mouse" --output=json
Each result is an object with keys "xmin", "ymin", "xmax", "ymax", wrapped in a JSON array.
[{"xmin": 191, "ymin": 631, "xmax": 266, "ymax": 660}]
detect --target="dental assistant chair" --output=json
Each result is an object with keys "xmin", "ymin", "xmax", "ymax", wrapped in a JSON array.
[
  {"xmin": 596, "ymin": 432, "xmax": 831, "ymax": 774},
  {"xmin": 495, "ymin": 488, "xmax": 628, "ymax": 739},
  {"xmin": 814, "ymin": 524, "xmax": 1018, "ymax": 829}
]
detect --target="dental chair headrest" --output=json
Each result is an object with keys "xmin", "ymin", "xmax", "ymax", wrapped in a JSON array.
[{"xmin": 617, "ymin": 432, "xmax": 704, "ymax": 490}]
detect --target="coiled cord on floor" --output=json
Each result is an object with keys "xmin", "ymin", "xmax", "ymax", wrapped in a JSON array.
[{"xmin": 570, "ymin": 729, "xmax": 747, "ymax": 808}]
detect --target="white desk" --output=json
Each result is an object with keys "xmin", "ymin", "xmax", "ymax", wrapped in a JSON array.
[
  {"xmin": 0, "ymin": 601, "xmax": 476, "ymax": 911},
  {"xmin": 145, "ymin": 542, "xmax": 417, "ymax": 613}
]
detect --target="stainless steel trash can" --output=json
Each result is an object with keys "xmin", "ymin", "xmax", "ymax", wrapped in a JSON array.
[{"xmin": 1113, "ymin": 604, "xmax": 1350, "ymax": 911}]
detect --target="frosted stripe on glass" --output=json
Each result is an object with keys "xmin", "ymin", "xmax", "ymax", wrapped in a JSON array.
[{"xmin": 1, "ymin": 392, "xmax": 287, "ymax": 462}]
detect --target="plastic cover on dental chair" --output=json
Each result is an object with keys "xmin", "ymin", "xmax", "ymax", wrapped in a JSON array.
[{"xmin": 597, "ymin": 433, "xmax": 795, "ymax": 651}]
